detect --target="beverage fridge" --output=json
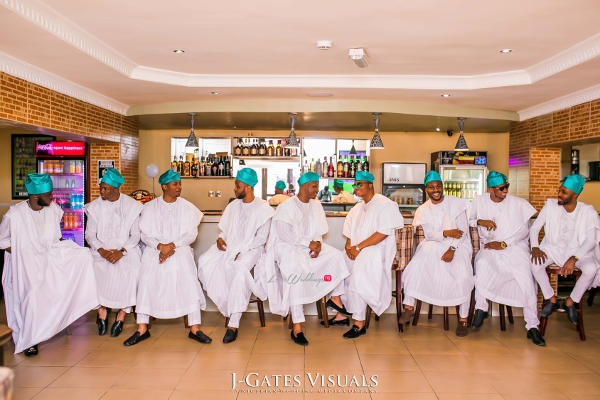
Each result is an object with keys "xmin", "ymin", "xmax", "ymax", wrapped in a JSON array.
[
  {"xmin": 381, "ymin": 163, "xmax": 427, "ymax": 213},
  {"xmin": 431, "ymin": 151, "xmax": 488, "ymax": 201},
  {"xmin": 35, "ymin": 141, "xmax": 88, "ymax": 246}
]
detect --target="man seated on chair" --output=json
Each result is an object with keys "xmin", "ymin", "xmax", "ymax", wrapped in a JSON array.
[
  {"xmin": 268, "ymin": 180, "xmax": 290, "ymax": 206},
  {"xmin": 123, "ymin": 169, "xmax": 212, "ymax": 346},
  {"xmin": 331, "ymin": 171, "xmax": 403, "ymax": 339},
  {"xmin": 530, "ymin": 174, "xmax": 600, "ymax": 326},
  {"xmin": 469, "ymin": 172, "xmax": 544, "ymax": 346},
  {"xmin": 400, "ymin": 171, "xmax": 473, "ymax": 337},
  {"xmin": 263, "ymin": 172, "xmax": 349, "ymax": 346},
  {"xmin": 198, "ymin": 168, "xmax": 273, "ymax": 343}
]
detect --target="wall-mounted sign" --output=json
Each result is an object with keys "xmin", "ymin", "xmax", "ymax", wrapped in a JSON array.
[
  {"xmin": 36, "ymin": 141, "xmax": 86, "ymax": 156},
  {"xmin": 98, "ymin": 160, "xmax": 116, "ymax": 184}
]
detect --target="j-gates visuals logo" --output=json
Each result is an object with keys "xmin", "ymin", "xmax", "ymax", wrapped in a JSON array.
[{"xmin": 231, "ymin": 373, "xmax": 378, "ymax": 394}]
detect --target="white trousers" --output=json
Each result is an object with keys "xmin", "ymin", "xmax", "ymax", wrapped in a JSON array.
[
  {"xmin": 96, "ymin": 306, "xmax": 132, "ymax": 313},
  {"xmin": 531, "ymin": 256, "xmax": 597, "ymax": 303},
  {"xmin": 345, "ymin": 290, "xmax": 367, "ymax": 321},
  {"xmin": 228, "ymin": 312, "xmax": 242, "ymax": 328},
  {"xmin": 475, "ymin": 293, "xmax": 539, "ymax": 330},
  {"xmin": 137, "ymin": 311, "xmax": 201, "ymax": 326},
  {"xmin": 290, "ymin": 304, "xmax": 305, "ymax": 324},
  {"xmin": 404, "ymin": 295, "xmax": 470, "ymax": 319}
]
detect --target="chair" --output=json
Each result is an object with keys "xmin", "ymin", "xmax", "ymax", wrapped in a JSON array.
[
  {"xmin": 287, "ymin": 296, "xmax": 328, "ymax": 328},
  {"xmin": 539, "ymin": 265, "xmax": 585, "ymax": 341},
  {"xmin": 225, "ymin": 297, "xmax": 267, "ymax": 328},
  {"xmin": 588, "ymin": 287, "xmax": 597, "ymax": 307}
]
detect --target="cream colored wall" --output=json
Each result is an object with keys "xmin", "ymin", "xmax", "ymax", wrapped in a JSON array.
[{"xmin": 139, "ymin": 129, "xmax": 509, "ymax": 210}]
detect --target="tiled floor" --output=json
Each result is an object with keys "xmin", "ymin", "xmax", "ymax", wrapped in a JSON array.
[{"xmin": 4, "ymin": 298, "xmax": 600, "ymax": 400}]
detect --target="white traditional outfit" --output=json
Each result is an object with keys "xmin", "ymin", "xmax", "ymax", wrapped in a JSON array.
[
  {"xmin": 530, "ymin": 199, "xmax": 600, "ymax": 303},
  {"xmin": 403, "ymin": 195, "xmax": 474, "ymax": 318},
  {"xmin": 262, "ymin": 197, "xmax": 349, "ymax": 323},
  {"xmin": 0, "ymin": 201, "xmax": 98, "ymax": 354},
  {"xmin": 198, "ymin": 198, "xmax": 273, "ymax": 328},
  {"xmin": 84, "ymin": 193, "xmax": 143, "ymax": 312},
  {"xmin": 470, "ymin": 193, "xmax": 539, "ymax": 329},
  {"xmin": 341, "ymin": 194, "xmax": 404, "ymax": 320},
  {"xmin": 268, "ymin": 194, "xmax": 290, "ymax": 206},
  {"xmin": 332, "ymin": 190, "xmax": 355, "ymax": 204},
  {"xmin": 136, "ymin": 196, "xmax": 205, "ymax": 325}
]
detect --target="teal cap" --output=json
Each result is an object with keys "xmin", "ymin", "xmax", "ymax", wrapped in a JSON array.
[
  {"xmin": 158, "ymin": 169, "xmax": 181, "ymax": 185},
  {"xmin": 25, "ymin": 173, "xmax": 53, "ymax": 195},
  {"xmin": 236, "ymin": 168, "xmax": 258, "ymax": 187},
  {"xmin": 561, "ymin": 174, "xmax": 586, "ymax": 195},
  {"xmin": 275, "ymin": 180, "xmax": 286, "ymax": 191},
  {"xmin": 101, "ymin": 168, "xmax": 125, "ymax": 188},
  {"xmin": 355, "ymin": 171, "xmax": 374, "ymax": 183},
  {"xmin": 424, "ymin": 170, "xmax": 442, "ymax": 186},
  {"xmin": 298, "ymin": 172, "xmax": 320, "ymax": 186},
  {"xmin": 333, "ymin": 179, "xmax": 344, "ymax": 188},
  {"xmin": 487, "ymin": 171, "xmax": 507, "ymax": 188}
]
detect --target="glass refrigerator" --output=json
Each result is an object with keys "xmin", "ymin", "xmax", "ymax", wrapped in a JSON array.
[
  {"xmin": 431, "ymin": 151, "xmax": 488, "ymax": 201},
  {"xmin": 381, "ymin": 163, "xmax": 427, "ymax": 214},
  {"xmin": 36, "ymin": 141, "xmax": 88, "ymax": 246},
  {"xmin": 11, "ymin": 134, "xmax": 54, "ymax": 199}
]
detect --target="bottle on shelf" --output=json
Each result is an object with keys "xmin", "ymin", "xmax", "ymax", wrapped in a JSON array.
[
  {"xmin": 184, "ymin": 156, "xmax": 191, "ymax": 176},
  {"xmin": 204, "ymin": 157, "xmax": 212, "ymax": 176},
  {"xmin": 267, "ymin": 140, "xmax": 274, "ymax": 157},
  {"xmin": 242, "ymin": 139, "xmax": 250, "ymax": 156},
  {"xmin": 71, "ymin": 179, "xmax": 76, "ymax": 189},
  {"xmin": 177, "ymin": 156, "xmax": 184, "ymax": 174},
  {"xmin": 218, "ymin": 156, "xmax": 225, "ymax": 176},
  {"xmin": 310, "ymin": 158, "xmax": 315, "ymax": 173},
  {"xmin": 198, "ymin": 157, "xmax": 204, "ymax": 177},
  {"xmin": 234, "ymin": 139, "xmax": 242, "ymax": 156},
  {"xmin": 225, "ymin": 156, "xmax": 231, "ymax": 177},
  {"xmin": 362, "ymin": 156, "xmax": 369, "ymax": 172},
  {"xmin": 321, "ymin": 157, "xmax": 328, "ymax": 177},
  {"xmin": 356, "ymin": 156, "xmax": 363, "ymax": 172},
  {"xmin": 337, "ymin": 157, "xmax": 343, "ymax": 177},
  {"xmin": 343, "ymin": 156, "xmax": 350, "ymax": 178},
  {"xmin": 349, "ymin": 156, "xmax": 356, "ymax": 178},
  {"xmin": 303, "ymin": 159, "xmax": 308, "ymax": 174},
  {"xmin": 191, "ymin": 157, "xmax": 198, "ymax": 177},
  {"xmin": 250, "ymin": 139, "xmax": 258, "ymax": 156},
  {"xmin": 211, "ymin": 157, "xmax": 218, "ymax": 176},
  {"xmin": 275, "ymin": 140, "xmax": 283, "ymax": 157},
  {"xmin": 315, "ymin": 158, "xmax": 322, "ymax": 176},
  {"xmin": 328, "ymin": 156, "xmax": 335, "ymax": 177},
  {"xmin": 259, "ymin": 139, "xmax": 266, "ymax": 156}
]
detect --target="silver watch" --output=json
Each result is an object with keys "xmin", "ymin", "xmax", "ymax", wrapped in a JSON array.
[
  {"xmin": 120, "ymin": 248, "xmax": 127, "ymax": 256},
  {"xmin": 355, "ymin": 245, "xmax": 361, "ymax": 252},
  {"xmin": 449, "ymin": 246, "xmax": 457, "ymax": 251}
]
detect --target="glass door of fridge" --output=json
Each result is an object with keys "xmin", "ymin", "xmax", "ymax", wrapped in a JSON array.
[{"xmin": 440, "ymin": 166, "xmax": 487, "ymax": 201}]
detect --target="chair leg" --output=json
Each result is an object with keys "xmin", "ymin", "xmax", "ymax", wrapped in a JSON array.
[
  {"xmin": 396, "ymin": 269, "xmax": 403, "ymax": 333},
  {"xmin": 412, "ymin": 300, "xmax": 422, "ymax": 326},
  {"xmin": 467, "ymin": 289, "xmax": 476, "ymax": 327},
  {"xmin": 66, "ymin": 325, "xmax": 73, "ymax": 335},
  {"xmin": 316, "ymin": 298, "xmax": 323, "ymax": 319},
  {"xmin": 225, "ymin": 317, "xmax": 230, "ymax": 328},
  {"xmin": 455, "ymin": 305, "xmax": 460, "ymax": 322},
  {"xmin": 507, "ymin": 306, "xmax": 514, "ymax": 324},
  {"xmin": 365, "ymin": 306, "xmax": 372, "ymax": 329},
  {"xmin": 257, "ymin": 300, "xmax": 266, "ymax": 328},
  {"xmin": 428, "ymin": 304, "xmax": 433, "ymax": 319},
  {"xmin": 148, "ymin": 317, "xmax": 154, "ymax": 330},
  {"xmin": 183, "ymin": 315, "xmax": 189, "ymax": 329},
  {"xmin": 588, "ymin": 287, "xmax": 597, "ymax": 307},
  {"xmin": 375, "ymin": 315, "xmax": 380, "ymax": 321},
  {"xmin": 321, "ymin": 297, "xmax": 329, "ymax": 328},
  {"xmin": 499, "ymin": 304, "xmax": 506, "ymax": 331},
  {"xmin": 443, "ymin": 307, "xmax": 449, "ymax": 331},
  {"xmin": 578, "ymin": 301, "xmax": 586, "ymax": 341},
  {"xmin": 288, "ymin": 313, "xmax": 293, "ymax": 329},
  {"xmin": 132, "ymin": 305, "xmax": 137, "ymax": 322}
]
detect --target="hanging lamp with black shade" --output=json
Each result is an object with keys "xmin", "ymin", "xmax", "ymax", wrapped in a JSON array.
[
  {"xmin": 369, "ymin": 113, "xmax": 384, "ymax": 149},
  {"xmin": 350, "ymin": 140, "xmax": 357, "ymax": 155},
  {"xmin": 286, "ymin": 112, "xmax": 300, "ymax": 148},
  {"xmin": 185, "ymin": 113, "xmax": 199, "ymax": 148},
  {"xmin": 454, "ymin": 117, "xmax": 469, "ymax": 151}
]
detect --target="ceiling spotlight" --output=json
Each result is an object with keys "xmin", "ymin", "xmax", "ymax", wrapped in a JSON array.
[
  {"xmin": 211, "ymin": 91, "xmax": 219, "ymax": 95},
  {"xmin": 441, "ymin": 94, "xmax": 450, "ymax": 98},
  {"xmin": 436, "ymin": 127, "xmax": 440, "ymax": 132},
  {"xmin": 173, "ymin": 49, "xmax": 185, "ymax": 53},
  {"xmin": 317, "ymin": 41, "xmax": 332, "ymax": 50},
  {"xmin": 349, "ymin": 48, "xmax": 369, "ymax": 68},
  {"xmin": 500, "ymin": 49, "xmax": 512, "ymax": 53}
]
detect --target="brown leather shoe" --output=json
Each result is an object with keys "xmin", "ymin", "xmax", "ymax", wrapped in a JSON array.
[
  {"xmin": 456, "ymin": 320, "xmax": 469, "ymax": 337},
  {"xmin": 398, "ymin": 308, "xmax": 415, "ymax": 325}
]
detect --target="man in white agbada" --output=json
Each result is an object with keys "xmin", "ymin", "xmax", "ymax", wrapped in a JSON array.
[
  {"xmin": 531, "ymin": 174, "xmax": 600, "ymax": 326},
  {"xmin": 469, "ymin": 172, "xmax": 545, "ymax": 346},
  {"xmin": 400, "ymin": 171, "xmax": 474, "ymax": 337},
  {"xmin": 84, "ymin": 168, "xmax": 143, "ymax": 338},
  {"xmin": 0, "ymin": 173, "xmax": 99, "ymax": 357},
  {"xmin": 268, "ymin": 180, "xmax": 290, "ymax": 206},
  {"xmin": 263, "ymin": 172, "xmax": 349, "ymax": 346},
  {"xmin": 332, "ymin": 179, "xmax": 355, "ymax": 204},
  {"xmin": 123, "ymin": 170, "xmax": 212, "ymax": 346},
  {"xmin": 330, "ymin": 171, "xmax": 403, "ymax": 339},
  {"xmin": 198, "ymin": 168, "xmax": 273, "ymax": 343}
]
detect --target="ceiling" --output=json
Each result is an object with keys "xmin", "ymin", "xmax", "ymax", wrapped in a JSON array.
[{"xmin": 1, "ymin": 0, "xmax": 600, "ymax": 123}]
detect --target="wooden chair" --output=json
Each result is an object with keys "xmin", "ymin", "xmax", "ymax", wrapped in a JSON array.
[
  {"xmin": 286, "ymin": 296, "xmax": 328, "ymax": 328},
  {"xmin": 225, "ymin": 297, "xmax": 267, "ymax": 328},
  {"xmin": 588, "ymin": 287, "xmax": 597, "ymax": 307},
  {"xmin": 539, "ymin": 265, "xmax": 585, "ymax": 341}
]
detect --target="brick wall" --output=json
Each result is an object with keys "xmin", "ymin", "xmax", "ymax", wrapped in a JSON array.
[{"xmin": 529, "ymin": 148, "xmax": 561, "ymax": 211}]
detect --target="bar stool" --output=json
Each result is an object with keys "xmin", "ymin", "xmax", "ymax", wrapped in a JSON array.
[
  {"xmin": 224, "ymin": 297, "xmax": 267, "ymax": 328},
  {"xmin": 539, "ymin": 264, "xmax": 585, "ymax": 341}
]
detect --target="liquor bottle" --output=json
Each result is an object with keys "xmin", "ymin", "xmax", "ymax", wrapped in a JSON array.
[
  {"xmin": 218, "ymin": 156, "xmax": 225, "ymax": 176},
  {"xmin": 71, "ymin": 179, "xmax": 76, "ymax": 189},
  {"xmin": 242, "ymin": 139, "xmax": 250, "ymax": 156},
  {"xmin": 267, "ymin": 140, "xmax": 274, "ymax": 156},
  {"xmin": 322, "ymin": 157, "xmax": 328, "ymax": 177},
  {"xmin": 310, "ymin": 158, "xmax": 316, "ymax": 173},
  {"xmin": 224, "ymin": 156, "xmax": 231, "ymax": 177},
  {"xmin": 303, "ymin": 159, "xmax": 308, "ymax": 174},
  {"xmin": 315, "ymin": 158, "xmax": 322, "ymax": 176},
  {"xmin": 362, "ymin": 156, "xmax": 369, "ymax": 172},
  {"xmin": 337, "ymin": 157, "xmax": 344, "ymax": 177},
  {"xmin": 198, "ymin": 157, "xmax": 205, "ymax": 177},
  {"xmin": 177, "ymin": 155, "xmax": 184, "ymax": 174},
  {"xmin": 328, "ymin": 156, "xmax": 335, "ymax": 177},
  {"xmin": 234, "ymin": 139, "xmax": 242, "ymax": 156},
  {"xmin": 356, "ymin": 156, "xmax": 363, "ymax": 172},
  {"xmin": 184, "ymin": 156, "xmax": 191, "ymax": 177},
  {"xmin": 343, "ymin": 156, "xmax": 350, "ymax": 178},
  {"xmin": 250, "ymin": 139, "xmax": 258, "ymax": 156},
  {"xmin": 191, "ymin": 157, "xmax": 198, "ymax": 177},
  {"xmin": 275, "ymin": 140, "xmax": 283, "ymax": 157},
  {"xmin": 349, "ymin": 156, "xmax": 356, "ymax": 178},
  {"xmin": 259, "ymin": 139, "xmax": 266, "ymax": 156},
  {"xmin": 212, "ymin": 157, "xmax": 218, "ymax": 176},
  {"xmin": 204, "ymin": 157, "xmax": 211, "ymax": 176}
]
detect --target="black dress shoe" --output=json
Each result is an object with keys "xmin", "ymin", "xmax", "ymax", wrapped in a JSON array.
[
  {"xmin": 123, "ymin": 330, "xmax": 150, "ymax": 346},
  {"xmin": 471, "ymin": 309, "xmax": 489, "ymax": 329},
  {"xmin": 527, "ymin": 328, "xmax": 546, "ymax": 346},
  {"xmin": 320, "ymin": 317, "xmax": 350, "ymax": 326},
  {"xmin": 97, "ymin": 317, "xmax": 108, "ymax": 336},
  {"xmin": 343, "ymin": 324, "xmax": 367, "ymax": 339},
  {"xmin": 223, "ymin": 328, "xmax": 238, "ymax": 343},
  {"xmin": 290, "ymin": 330, "xmax": 309, "ymax": 346},
  {"xmin": 540, "ymin": 300, "xmax": 559, "ymax": 317},
  {"xmin": 326, "ymin": 299, "xmax": 352, "ymax": 317},
  {"xmin": 23, "ymin": 345, "xmax": 38, "ymax": 357},
  {"xmin": 563, "ymin": 301, "xmax": 580, "ymax": 325},
  {"xmin": 110, "ymin": 320, "xmax": 124, "ymax": 337},
  {"xmin": 189, "ymin": 330, "xmax": 212, "ymax": 344}
]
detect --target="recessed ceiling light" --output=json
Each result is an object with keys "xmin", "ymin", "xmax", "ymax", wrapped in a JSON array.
[
  {"xmin": 211, "ymin": 91, "xmax": 219, "ymax": 95},
  {"xmin": 436, "ymin": 127, "xmax": 441, "ymax": 131},
  {"xmin": 306, "ymin": 92, "xmax": 333, "ymax": 97},
  {"xmin": 500, "ymin": 49, "xmax": 512, "ymax": 53},
  {"xmin": 441, "ymin": 94, "xmax": 450, "ymax": 97},
  {"xmin": 173, "ymin": 49, "xmax": 185, "ymax": 53}
]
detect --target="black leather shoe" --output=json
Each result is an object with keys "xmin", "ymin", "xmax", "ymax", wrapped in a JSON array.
[
  {"xmin": 527, "ymin": 328, "xmax": 546, "ymax": 346},
  {"xmin": 471, "ymin": 309, "xmax": 489, "ymax": 329},
  {"xmin": 223, "ymin": 328, "xmax": 238, "ymax": 343},
  {"xmin": 189, "ymin": 330, "xmax": 212, "ymax": 344},
  {"xmin": 110, "ymin": 320, "xmax": 124, "ymax": 337},
  {"xmin": 290, "ymin": 330, "xmax": 309, "ymax": 346},
  {"xmin": 540, "ymin": 300, "xmax": 559, "ymax": 317},
  {"xmin": 326, "ymin": 299, "xmax": 352, "ymax": 317},
  {"xmin": 563, "ymin": 301, "xmax": 580, "ymax": 325},
  {"xmin": 343, "ymin": 324, "xmax": 367, "ymax": 339},
  {"xmin": 23, "ymin": 345, "xmax": 38, "ymax": 357},
  {"xmin": 123, "ymin": 330, "xmax": 150, "ymax": 346},
  {"xmin": 97, "ymin": 317, "xmax": 108, "ymax": 336},
  {"xmin": 320, "ymin": 317, "xmax": 350, "ymax": 326}
]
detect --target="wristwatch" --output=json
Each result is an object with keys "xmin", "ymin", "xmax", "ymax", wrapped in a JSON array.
[
  {"xmin": 120, "ymin": 248, "xmax": 127, "ymax": 256},
  {"xmin": 573, "ymin": 255, "xmax": 579, "ymax": 261},
  {"xmin": 500, "ymin": 242, "xmax": 507, "ymax": 249},
  {"xmin": 449, "ymin": 246, "xmax": 457, "ymax": 251},
  {"xmin": 355, "ymin": 245, "xmax": 361, "ymax": 252}
]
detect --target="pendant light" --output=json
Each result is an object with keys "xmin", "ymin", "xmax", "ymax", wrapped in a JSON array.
[
  {"xmin": 369, "ymin": 113, "xmax": 384, "ymax": 149},
  {"xmin": 286, "ymin": 112, "xmax": 300, "ymax": 148},
  {"xmin": 350, "ymin": 140, "xmax": 357, "ymax": 155},
  {"xmin": 185, "ymin": 113, "xmax": 199, "ymax": 148},
  {"xmin": 454, "ymin": 117, "xmax": 469, "ymax": 151}
]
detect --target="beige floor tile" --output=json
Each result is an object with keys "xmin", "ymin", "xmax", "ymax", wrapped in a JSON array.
[
  {"xmin": 305, "ymin": 353, "xmax": 362, "ymax": 370},
  {"xmin": 247, "ymin": 353, "xmax": 304, "ymax": 370},
  {"xmin": 200, "ymin": 338, "xmax": 257, "ymax": 353},
  {"xmin": 453, "ymin": 338, "xmax": 513, "ymax": 356},
  {"xmin": 75, "ymin": 349, "xmax": 143, "ymax": 368},
  {"xmin": 572, "ymin": 355, "xmax": 600, "ymax": 374},
  {"xmin": 99, "ymin": 388, "xmax": 173, "ymax": 400},
  {"xmin": 252, "ymin": 338, "xmax": 304, "ymax": 354},
  {"xmin": 238, "ymin": 391, "xmax": 303, "ymax": 400},
  {"xmin": 305, "ymin": 392, "xmax": 370, "ymax": 399},
  {"xmin": 44, "ymin": 335, "xmax": 109, "ymax": 351},
  {"xmin": 371, "ymin": 393, "xmax": 438, "ymax": 400},
  {"xmin": 211, "ymin": 326, "xmax": 259, "ymax": 340},
  {"xmin": 304, "ymin": 370, "xmax": 365, "ymax": 391},
  {"xmin": 131, "ymin": 350, "xmax": 197, "ymax": 369},
  {"xmin": 49, "ymin": 367, "xmax": 127, "ymax": 389},
  {"xmin": 239, "ymin": 370, "xmax": 306, "ymax": 391},
  {"xmin": 423, "ymin": 371, "xmax": 498, "ymax": 394},
  {"xmin": 188, "ymin": 350, "xmax": 251, "ymax": 370},
  {"xmin": 170, "ymin": 389, "xmax": 238, "ymax": 400},
  {"xmin": 97, "ymin": 335, "xmax": 157, "ymax": 351},
  {"xmin": 355, "ymin": 338, "xmax": 409, "ymax": 354},
  {"xmin": 564, "ymin": 395, "xmax": 600, "ymax": 400},
  {"xmin": 414, "ymin": 355, "xmax": 478, "ymax": 372},
  {"xmin": 525, "ymin": 354, "xmax": 594, "ymax": 374},
  {"xmin": 305, "ymin": 338, "xmax": 357, "ymax": 354},
  {"xmin": 12, "ymin": 366, "xmax": 69, "ymax": 388},
  {"xmin": 496, "ymin": 339, "xmax": 567, "ymax": 356},
  {"xmin": 147, "ymin": 336, "xmax": 205, "ymax": 352},
  {"xmin": 484, "ymin": 372, "xmax": 561, "ymax": 395},
  {"xmin": 112, "ymin": 368, "xmax": 187, "ymax": 390},
  {"xmin": 552, "ymin": 341, "xmax": 600, "ymax": 356},
  {"xmin": 4, "ymin": 347, "xmax": 26, "ymax": 367},
  {"xmin": 400, "ymin": 326, "xmax": 454, "ymax": 341},
  {"xmin": 19, "ymin": 349, "xmax": 90, "ymax": 367},
  {"xmin": 466, "ymin": 355, "xmax": 538, "ymax": 373},
  {"xmin": 10, "ymin": 387, "xmax": 42, "ymax": 400},
  {"xmin": 176, "ymin": 368, "xmax": 244, "ymax": 391},
  {"xmin": 435, "ymin": 394, "xmax": 504, "ymax": 400},
  {"xmin": 363, "ymin": 370, "xmax": 433, "ymax": 392},
  {"xmin": 540, "ymin": 372, "xmax": 600, "ymax": 396},
  {"xmin": 30, "ymin": 387, "xmax": 106, "ymax": 400},
  {"xmin": 359, "ymin": 354, "xmax": 419, "ymax": 371},
  {"xmin": 500, "ymin": 394, "xmax": 570, "ymax": 400},
  {"xmin": 404, "ymin": 339, "xmax": 462, "ymax": 355}
]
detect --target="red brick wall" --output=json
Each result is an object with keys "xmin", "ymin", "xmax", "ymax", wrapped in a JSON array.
[{"xmin": 529, "ymin": 148, "xmax": 561, "ymax": 211}]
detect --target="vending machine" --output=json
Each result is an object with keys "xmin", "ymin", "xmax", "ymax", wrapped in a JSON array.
[
  {"xmin": 431, "ymin": 151, "xmax": 488, "ymax": 201},
  {"xmin": 36, "ymin": 141, "xmax": 88, "ymax": 246}
]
